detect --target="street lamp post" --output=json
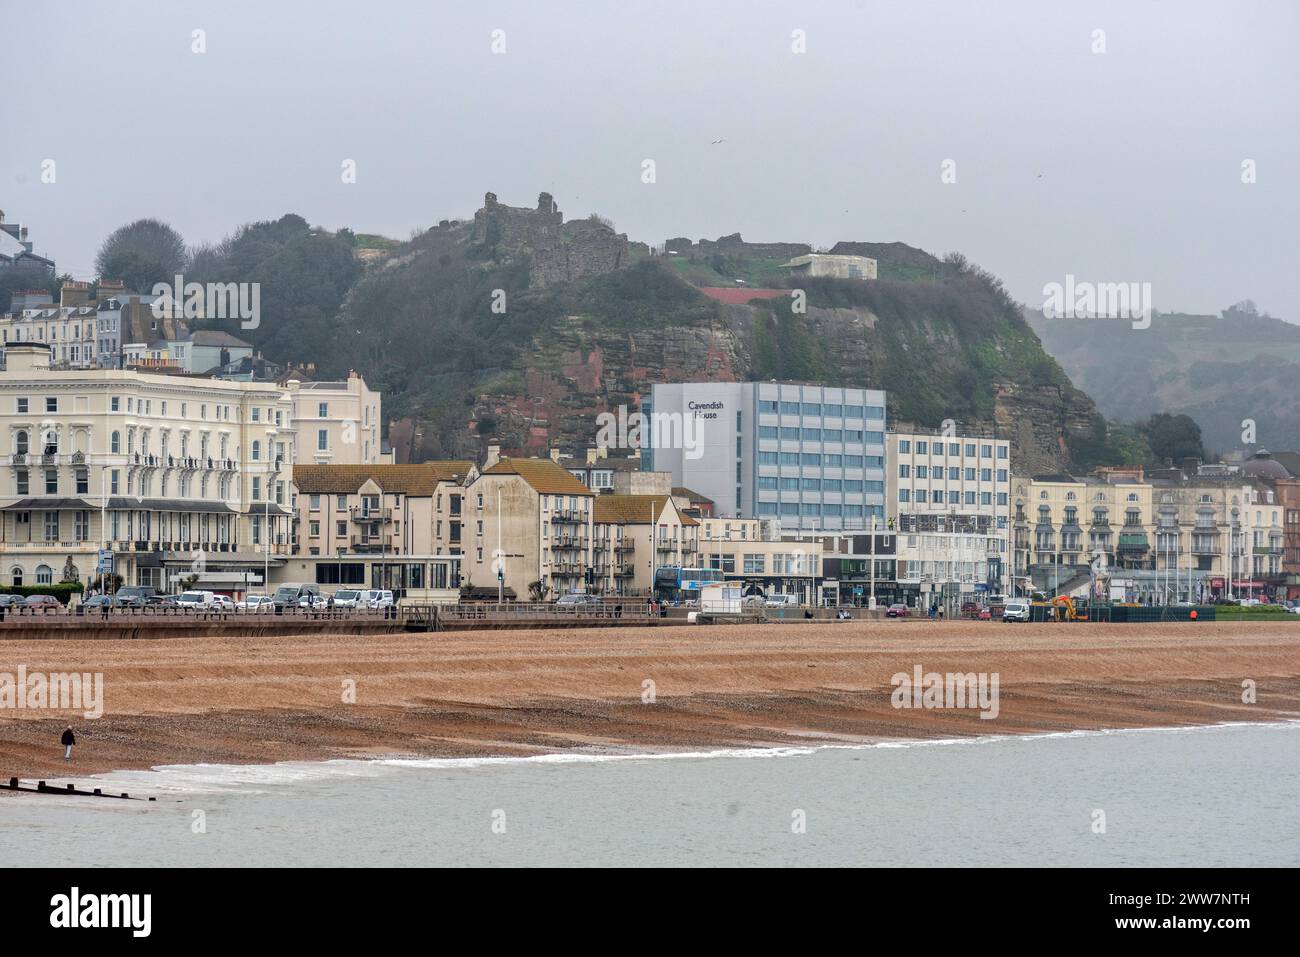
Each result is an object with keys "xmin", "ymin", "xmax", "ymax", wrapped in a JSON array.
[{"xmin": 869, "ymin": 513, "xmax": 877, "ymax": 611}]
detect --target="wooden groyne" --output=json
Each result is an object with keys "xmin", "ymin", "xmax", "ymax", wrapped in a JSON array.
[{"xmin": 5, "ymin": 776, "xmax": 154, "ymax": 801}]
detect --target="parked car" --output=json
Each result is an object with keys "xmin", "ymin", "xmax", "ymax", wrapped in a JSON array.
[
  {"xmin": 211, "ymin": 595, "xmax": 236, "ymax": 611},
  {"xmin": 555, "ymin": 594, "xmax": 601, "ymax": 609},
  {"xmin": 977, "ymin": 607, "xmax": 992, "ymax": 620},
  {"xmin": 1238, "ymin": 598, "xmax": 1263, "ymax": 606},
  {"xmin": 238, "ymin": 594, "xmax": 274, "ymax": 612},
  {"xmin": 329, "ymin": 589, "xmax": 365, "ymax": 609},
  {"xmin": 298, "ymin": 593, "xmax": 331, "ymax": 609},
  {"xmin": 24, "ymin": 594, "xmax": 62, "ymax": 610},
  {"xmin": 961, "ymin": 601, "xmax": 982, "ymax": 618},
  {"xmin": 113, "ymin": 586, "xmax": 158, "ymax": 608},
  {"xmin": 82, "ymin": 594, "xmax": 113, "ymax": 611},
  {"xmin": 1003, "ymin": 600, "xmax": 1031, "ymax": 622},
  {"xmin": 0, "ymin": 594, "xmax": 27, "ymax": 608},
  {"xmin": 176, "ymin": 590, "xmax": 216, "ymax": 609},
  {"xmin": 885, "ymin": 603, "xmax": 909, "ymax": 618}
]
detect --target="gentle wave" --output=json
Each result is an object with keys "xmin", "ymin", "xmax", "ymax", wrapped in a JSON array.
[{"xmin": 26, "ymin": 718, "xmax": 1300, "ymax": 798}]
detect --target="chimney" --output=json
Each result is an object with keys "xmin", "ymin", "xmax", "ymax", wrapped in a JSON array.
[
  {"xmin": 549, "ymin": 448, "xmax": 562, "ymax": 463},
  {"xmin": 484, "ymin": 444, "xmax": 501, "ymax": 470},
  {"xmin": 4, "ymin": 343, "xmax": 51, "ymax": 373},
  {"xmin": 585, "ymin": 447, "xmax": 597, "ymax": 465}
]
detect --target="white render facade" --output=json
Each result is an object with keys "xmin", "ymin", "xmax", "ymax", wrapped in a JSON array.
[
  {"xmin": 287, "ymin": 374, "xmax": 384, "ymax": 466},
  {"xmin": 0, "ymin": 344, "xmax": 295, "ymax": 592}
]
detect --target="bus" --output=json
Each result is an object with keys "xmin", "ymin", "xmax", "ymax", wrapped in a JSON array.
[{"xmin": 653, "ymin": 566, "xmax": 724, "ymax": 604}]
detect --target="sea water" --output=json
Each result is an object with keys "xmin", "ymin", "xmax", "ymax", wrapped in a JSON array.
[{"xmin": 1, "ymin": 722, "xmax": 1296, "ymax": 867}]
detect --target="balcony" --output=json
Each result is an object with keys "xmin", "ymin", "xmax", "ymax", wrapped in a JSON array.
[
  {"xmin": 550, "ymin": 509, "xmax": 583, "ymax": 524},
  {"xmin": 1116, "ymin": 534, "xmax": 1149, "ymax": 554},
  {"xmin": 349, "ymin": 534, "xmax": 397, "ymax": 552},
  {"xmin": 350, "ymin": 506, "xmax": 392, "ymax": 523},
  {"xmin": 8, "ymin": 453, "xmax": 27, "ymax": 466}
]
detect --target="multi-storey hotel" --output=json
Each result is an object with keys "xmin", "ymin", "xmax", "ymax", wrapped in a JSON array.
[
  {"xmin": 0, "ymin": 343, "xmax": 294, "ymax": 592},
  {"xmin": 886, "ymin": 429, "xmax": 1012, "ymax": 605},
  {"xmin": 643, "ymin": 382, "xmax": 887, "ymax": 532},
  {"xmin": 1011, "ymin": 466, "xmax": 1286, "ymax": 602}
]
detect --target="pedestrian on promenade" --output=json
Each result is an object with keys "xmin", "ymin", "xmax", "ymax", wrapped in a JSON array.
[{"xmin": 61, "ymin": 726, "xmax": 75, "ymax": 761}]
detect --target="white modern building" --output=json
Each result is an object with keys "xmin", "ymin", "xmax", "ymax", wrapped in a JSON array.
[
  {"xmin": 642, "ymin": 382, "xmax": 887, "ymax": 532},
  {"xmin": 887, "ymin": 429, "xmax": 1012, "ymax": 605}
]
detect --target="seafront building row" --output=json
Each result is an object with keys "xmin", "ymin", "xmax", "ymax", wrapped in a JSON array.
[{"xmin": 1, "ymin": 348, "xmax": 1298, "ymax": 609}]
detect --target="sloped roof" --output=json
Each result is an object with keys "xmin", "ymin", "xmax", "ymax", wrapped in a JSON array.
[
  {"xmin": 292, "ymin": 462, "xmax": 473, "ymax": 495},
  {"xmin": 672, "ymin": 486, "xmax": 713, "ymax": 503},
  {"xmin": 482, "ymin": 457, "xmax": 592, "ymax": 495},
  {"xmin": 593, "ymin": 494, "xmax": 698, "ymax": 526},
  {"xmin": 191, "ymin": 330, "xmax": 253, "ymax": 348}
]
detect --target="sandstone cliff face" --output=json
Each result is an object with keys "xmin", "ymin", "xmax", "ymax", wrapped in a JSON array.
[
  {"xmin": 477, "ymin": 314, "xmax": 746, "ymax": 457},
  {"xmin": 992, "ymin": 382, "xmax": 1101, "ymax": 477}
]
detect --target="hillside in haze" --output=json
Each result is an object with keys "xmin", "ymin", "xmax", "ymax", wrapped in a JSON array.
[
  {"xmin": 103, "ymin": 193, "xmax": 1143, "ymax": 474},
  {"xmin": 1025, "ymin": 304, "xmax": 1300, "ymax": 458}
]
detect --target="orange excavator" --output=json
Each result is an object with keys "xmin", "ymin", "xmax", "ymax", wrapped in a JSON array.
[{"xmin": 1050, "ymin": 595, "xmax": 1088, "ymax": 621}]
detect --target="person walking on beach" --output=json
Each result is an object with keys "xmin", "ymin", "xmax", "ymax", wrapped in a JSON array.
[{"xmin": 61, "ymin": 726, "xmax": 75, "ymax": 760}]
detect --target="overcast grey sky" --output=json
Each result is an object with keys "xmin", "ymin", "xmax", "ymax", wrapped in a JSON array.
[{"xmin": 4, "ymin": 0, "xmax": 1297, "ymax": 318}]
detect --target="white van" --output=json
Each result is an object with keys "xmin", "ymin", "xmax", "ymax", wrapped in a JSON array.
[
  {"xmin": 764, "ymin": 594, "xmax": 800, "ymax": 608},
  {"xmin": 360, "ymin": 589, "xmax": 394, "ymax": 609},
  {"xmin": 177, "ymin": 590, "xmax": 216, "ymax": 609},
  {"xmin": 1002, "ymin": 600, "xmax": 1031, "ymax": 622},
  {"xmin": 332, "ymin": 589, "xmax": 364, "ymax": 608}
]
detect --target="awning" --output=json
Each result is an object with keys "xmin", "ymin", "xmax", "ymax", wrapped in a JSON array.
[
  {"xmin": 2, "ymin": 498, "xmax": 95, "ymax": 510},
  {"xmin": 106, "ymin": 497, "xmax": 235, "ymax": 514}
]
